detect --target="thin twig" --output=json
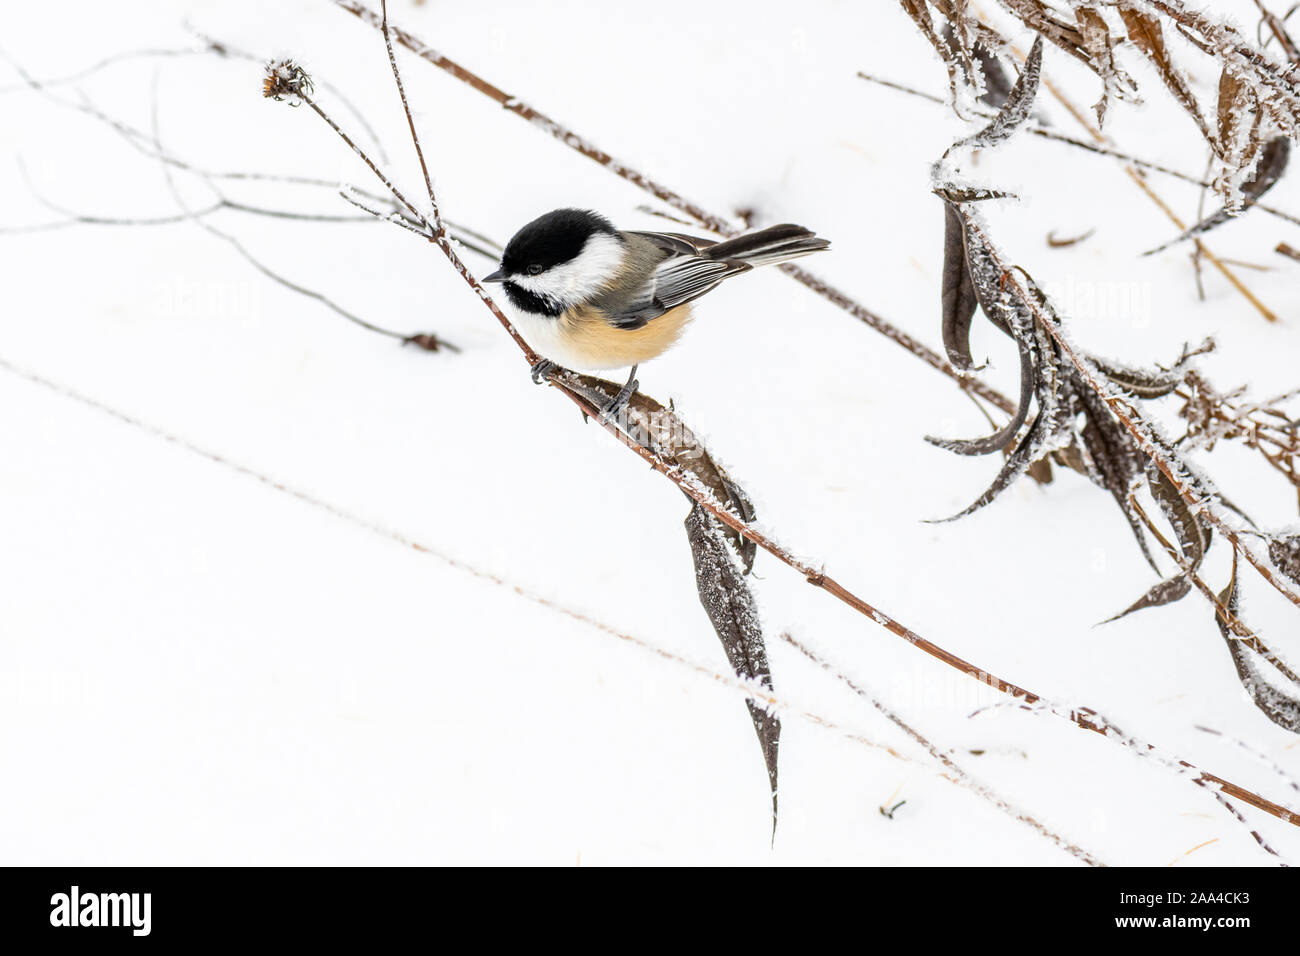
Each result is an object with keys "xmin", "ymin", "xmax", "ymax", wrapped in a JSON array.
[
  {"xmin": 146, "ymin": 67, "xmax": 454, "ymax": 350},
  {"xmin": 855, "ymin": 69, "xmax": 1300, "ymax": 229},
  {"xmin": 782, "ymin": 632, "xmax": 1105, "ymax": 866},
  {"xmin": 1196, "ymin": 724, "xmax": 1300, "ymax": 793},
  {"xmin": 381, "ymin": 0, "xmax": 440, "ymax": 234}
]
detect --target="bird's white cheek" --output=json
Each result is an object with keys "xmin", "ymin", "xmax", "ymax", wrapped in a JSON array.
[{"xmin": 511, "ymin": 232, "xmax": 626, "ymax": 303}]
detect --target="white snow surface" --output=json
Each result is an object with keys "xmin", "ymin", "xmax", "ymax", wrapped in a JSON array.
[{"xmin": 2, "ymin": 0, "xmax": 1299, "ymax": 865}]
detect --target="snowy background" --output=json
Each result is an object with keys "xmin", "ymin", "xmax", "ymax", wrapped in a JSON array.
[{"xmin": 2, "ymin": 0, "xmax": 1299, "ymax": 865}]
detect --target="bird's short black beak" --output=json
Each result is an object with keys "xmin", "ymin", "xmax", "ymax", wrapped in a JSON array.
[{"xmin": 482, "ymin": 269, "xmax": 505, "ymax": 284}]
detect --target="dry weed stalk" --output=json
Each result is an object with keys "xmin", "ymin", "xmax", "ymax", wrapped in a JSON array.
[
  {"xmin": 980, "ymin": 3, "xmax": 1288, "ymax": 320},
  {"xmin": 3, "ymin": 50, "xmax": 483, "ymax": 350},
  {"xmin": 917, "ymin": 0, "xmax": 1300, "ymax": 203},
  {"xmin": 780, "ymin": 631, "xmax": 1106, "ymax": 866},
  {"xmin": 1177, "ymin": 372, "xmax": 1300, "ymax": 510},
  {"xmin": 928, "ymin": 38, "xmax": 1300, "ymax": 750},
  {"xmin": 906, "ymin": 0, "xmax": 1300, "ymax": 320}
]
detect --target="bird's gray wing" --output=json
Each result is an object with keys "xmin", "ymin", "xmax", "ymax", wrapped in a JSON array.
[
  {"xmin": 602, "ymin": 254, "xmax": 751, "ymax": 329},
  {"xmin": 625, "ymin": 230, "xmax": 719, "ymax": 256},
  {"xmin": 651, "ymin": 255, "xmax": 751, "ymax": 308}
]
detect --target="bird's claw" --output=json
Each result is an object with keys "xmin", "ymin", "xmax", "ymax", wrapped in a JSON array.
[
  {"xmin": 598, "ymin": 368, "xmax": 639, "ymax": 425},
  {"xmin": 530, "ymin": 358, "xmax": 556, "ymax": 385}
]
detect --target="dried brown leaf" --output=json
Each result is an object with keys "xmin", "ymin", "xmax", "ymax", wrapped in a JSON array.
[
  {"xmin": 684, "ymin": 504, "xmax": 780, "ymax": 829},
  {"xmin": 1091, "ymin": 356, "xmax": 1185, "ymax": 399},
  {"xmin": 954, "ymin": 35, "xmax": 1044, "ymax": 151},
  {"xmin": 1047, "ymin": 228, "xmax": 1095, "ymax": 248},
  {"xmin": 999, "ymin": 0, "xmax": 1101, "ymax": 72},
  {"xmin": 1075, "ymin": 7, "xmax": 1134, "ymax": 125},
  {"xmin": 1216, "ymin": 555, "xmax": 1300, "ymax": 733},
  {"xmin": 941, "ymin": 202, "xmax": 980, "ymax": 372},
  {"xmin": 1216, "ymin": 68, "xmax": 1251, "ymax": 160},
  {"xmin": 1119, "ymin": 7, "xmax": 1212, "ymax": 143},
  {"xmin": 1144, "ymin": 137, "xmax": 1290, "ymax": 254},
  {"xmin": 1148, "ymin": 465, "xmax": 1212, "ymax": 571},
  {"xmin": 1101, "ymin": 574, "xmax": 1192, "ymax": 623},
  {"xmin": 1075, "ymin": 388, "xmax": 1160, "ymax": 572}
]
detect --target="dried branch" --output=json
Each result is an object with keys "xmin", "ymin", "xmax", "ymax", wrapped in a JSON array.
[
  {"xmin": 1176, "ymin": 372, "xmax": 1300, "ymax": 511},
  {"xmin": 2, "ymin": 49, "xmax": 477, "ymax": 347},
  {"xmin": 971, "ymin": 0, "xmax": 1300, "ymax": 200},
  {"xmin": 905, "ymin": 1, "xmax": 1295, "ymax": 319},
  {"xmin": 926, "ymin": 40, "xmax": 1300, "ymax": 742},
  {"xmin": 1256, "ymin": 0, "xmax": 1300, "ymax": 63}
]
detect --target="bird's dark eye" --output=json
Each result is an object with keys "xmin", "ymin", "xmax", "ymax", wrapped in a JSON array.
[{"xmin": 527, "ymin": 264, "xmax": 543, "ymax": 276}]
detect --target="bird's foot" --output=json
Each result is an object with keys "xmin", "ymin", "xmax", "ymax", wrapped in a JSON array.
[
  {"xmin": 529, "ymin": 358, "xmax": 557, "ymax": 385},
  {"xmin": 598, "ymin": 365, "xmax": 639, "ymax": 425}
]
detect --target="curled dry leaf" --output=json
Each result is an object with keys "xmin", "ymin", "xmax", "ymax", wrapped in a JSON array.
[
  {"xmin": 1215, "ymin": 67, "xmax": 1258, "ymax": 193},
  {"xmin": 1074, "ymin": 7, "xmax": 1136, "ymax": 126},
  {"xmin": 940, "ymin": 202, "xmax": 980, "ymax": 372},
  {"xmin": 928, "ymin": 218, "xmax": 1075, "ymax": 521},
  {"xmin": 1090, "ymin": 355, "xmax": 1186, "ymax": 399},
  {"xmin": 997, "ymin": 0, "xmax": 1102, "ymax": 73},
  {"xmin": 401, "ymin": 332, "xmax": 459, "ymax": 353},
  {"xmin": 1143, "ymin": 137, "xmax": 1291, "ymax": 255},
  {"xmin": 1076, "ymin": 388, "xmax": 1161, "ymax": 572},
  {"xmin": 1101, "ymin": 574, "xmax": 1191, "ymax": 623},
  {"xmin": 1216, "ymin": 556, "xmax": 1300, "ymax": 733},
  {"xmin": 1147, "ymin": 464, "xmax": 1212, "ymax": 570},
  {"xmin": 560, "ymin": 372, "xmax": 776, "ymax": 822},
  {"xmin": 913, "ymin": 0, "xmax": 1296, "ymax": 213},
  {"xmin": 1047, "ymin": 228, "xmax": 1096, "ymax": 248},
  {"xmin": 1118, "ymin": 7, "xmax": 1212, "ymax": 143},
  {"xmin": 953, "ymin": 35, "xmax": 1044, "ymax": 152},
  {"xmin": 684, "ymin": 504, "xmax": 780, "ymax": 831}
]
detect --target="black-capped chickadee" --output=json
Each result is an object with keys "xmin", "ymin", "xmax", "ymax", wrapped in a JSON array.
[{"xmin": 482, "ymin": 209, "xmax": 829, "ymax": 414}]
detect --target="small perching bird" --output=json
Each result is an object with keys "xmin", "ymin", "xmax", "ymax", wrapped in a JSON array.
[{"xmin": 482, "ymin": 208, "xmax": 830, "ymax": 415}]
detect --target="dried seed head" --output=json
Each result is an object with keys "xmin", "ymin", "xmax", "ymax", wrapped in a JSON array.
[{"xmin": 263, "ymin": 59, "xmax": 313, "ymax": 104}]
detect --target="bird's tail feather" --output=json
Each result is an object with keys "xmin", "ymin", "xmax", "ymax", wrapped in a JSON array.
[{"xmin": 705, "ymin": 223, "xmax": 830, "ymax": 268}]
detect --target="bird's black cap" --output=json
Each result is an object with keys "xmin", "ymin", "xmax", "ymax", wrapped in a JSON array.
[{"xmin": 500, "ymin": 208, "xmax": 619, "ymax": 276}]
